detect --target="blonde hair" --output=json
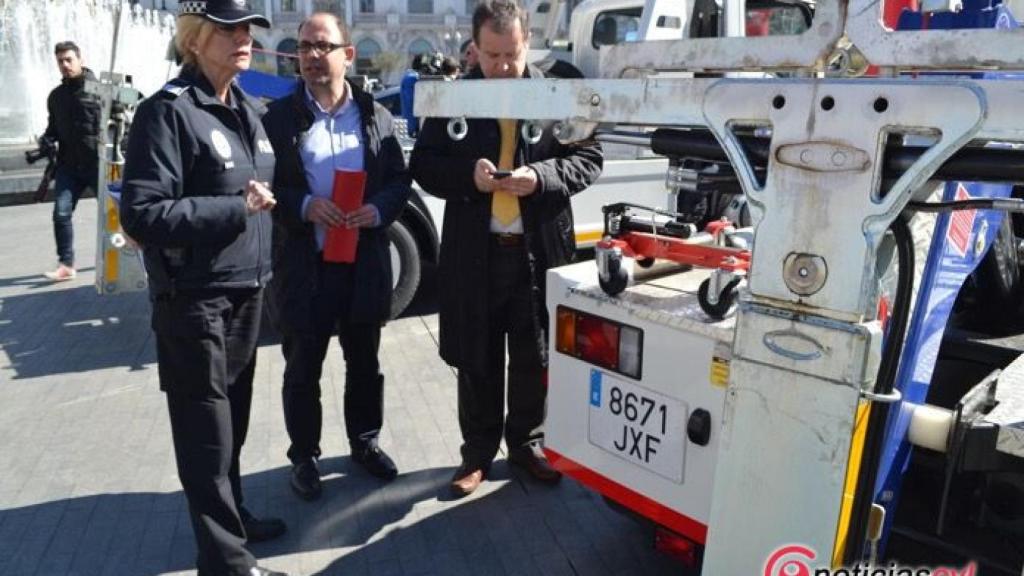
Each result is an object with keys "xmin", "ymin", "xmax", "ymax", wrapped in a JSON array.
[{"xmin": 175, "ymin": 14, "xmax": 216, "ymax": 67}]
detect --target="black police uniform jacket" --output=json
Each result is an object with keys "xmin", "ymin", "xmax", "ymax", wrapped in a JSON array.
[
  {"xmin": 261, "ymin": 80, "xmax": 412, "ymax": 334},
  {"xmin": 120, "ymin": 66, "xmax": 274, "ymax": 297},
  {"xmin": 43, "ymin": 67, "xmax": 101, "ymax": 181},
  {"xmin": 409, "ymin": 64, "xmax": 604, "ymax": 375}
]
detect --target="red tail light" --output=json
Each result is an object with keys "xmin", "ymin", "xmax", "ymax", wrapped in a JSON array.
[
  {"xmin": 654, "ymin": 526, "xmax": 700, "ymax": 567},
  {"xmin": 577, "ymin": 313, "xmax": 620, "ymax": 369},
  {"xmin": 555, "ymin": 306, "xmax": 643, "ymax": 379}
]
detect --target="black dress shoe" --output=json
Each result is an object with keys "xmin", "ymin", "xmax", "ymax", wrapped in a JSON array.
[
  {"xmin": 249, "ymin": 566, "xmax": 288, "ymax": 576},
  {"xmin": 450, "ymin": 462, "xmax": 487, "ymax": 497},
  {"xmin": 508, "ymin": 446, "xmax": 562, "ymax": 484},
  {"xmin": 239, "ymin": 507, "xmax": 287, "ymax": 542},
  {"xmin": 290, "ymin": 459, "xmax": 322, "ymax": 501},
  {"xmin": 352, "ymin": 443, "xmax": 398, "ymax": 481}
]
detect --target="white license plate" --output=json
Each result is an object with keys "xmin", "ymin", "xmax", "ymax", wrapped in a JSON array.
[{"xmin": 587, "ymin": 369, "xmax": 686, "ymax": 483}]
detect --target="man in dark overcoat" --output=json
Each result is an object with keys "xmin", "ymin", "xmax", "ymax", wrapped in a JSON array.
[{"xmin": 410, "ymin": 0, "xmax": 603, "ymax": 496}]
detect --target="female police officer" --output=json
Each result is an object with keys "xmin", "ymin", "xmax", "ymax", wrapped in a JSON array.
[{"xmin": 120, "ymin": 2, "xmax": 287, "ymax": 575}]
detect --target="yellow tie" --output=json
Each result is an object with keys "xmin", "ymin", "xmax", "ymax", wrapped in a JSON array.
[{"xmin": 491, "ymin": 118, "xmax": 520, "ymax": 226}]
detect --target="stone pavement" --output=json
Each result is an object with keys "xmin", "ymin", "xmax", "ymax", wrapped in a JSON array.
[{"xmin": 0, "ymin": 200, "xmax": 680, "ymax": 576}]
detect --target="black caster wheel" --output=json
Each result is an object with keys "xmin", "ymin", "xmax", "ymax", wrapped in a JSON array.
[
  {"xmin": 636, "ymin": 257, "xmax": 656, "ymax": 269},
  {"xmin": 599, "ymin": 254, "xmax": 629, "ymax": 296},
  {"xmin": 698, "ymin": 277, "xmax": 741, "ymax": 319},
  {"xmin": 971, "ymin": 214, "xmax": 1021, "ymax": 326}
]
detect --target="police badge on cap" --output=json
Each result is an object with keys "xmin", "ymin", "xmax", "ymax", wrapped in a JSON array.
[{"xmin": 179, "ymin": 0, "xmax": 271, "ymax": 28}]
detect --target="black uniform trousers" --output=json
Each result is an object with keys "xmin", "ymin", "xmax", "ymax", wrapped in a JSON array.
[
  {"xmin": 153, "ymin": 288, "xmax": 262, "ymax": 576},
  {"xmin": 281, "ymin": 261, "xmax": 384, "ymax": 464},
  {"xmin": 457, "ymin": 240, "xmax": 546, "ymax": 469}
]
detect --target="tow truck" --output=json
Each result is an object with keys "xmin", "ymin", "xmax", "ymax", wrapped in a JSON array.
[{"xmin": 415, "ymin": 0, "xmax": 1024, "ymax": 571}]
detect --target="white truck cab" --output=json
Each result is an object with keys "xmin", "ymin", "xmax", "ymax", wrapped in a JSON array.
[{"xmin": 529, "ymin": 0, "xmax": 691, "ymax": 78}]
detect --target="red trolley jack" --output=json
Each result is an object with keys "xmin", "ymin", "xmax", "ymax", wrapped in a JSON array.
[{"xmin": 594, "ymin": 203, "xmax": 751, "ymax": 319}]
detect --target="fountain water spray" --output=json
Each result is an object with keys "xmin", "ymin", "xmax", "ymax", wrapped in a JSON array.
[{"xmin": 0, "ymin": 0, "xmax": 176, "ymax": 144}]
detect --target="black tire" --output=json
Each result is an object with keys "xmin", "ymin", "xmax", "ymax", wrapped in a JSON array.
[
  {"xmin": 698, "ymin": 277, "xmax": 740, "ymax": 319},
  {"xmin": 636, "ymin": 256, "xmax": 656, "ymax": 269},
  {"xmin": 599, "ymin": 253, "xmax": 629, "ymax": 296},
  {"xmin": 973, "ymin": 215, "xmax": 1021, "ymax": 320},
  {"xmin": 388, "ymin": 219, "xmax": 421, "ymax": 319}
]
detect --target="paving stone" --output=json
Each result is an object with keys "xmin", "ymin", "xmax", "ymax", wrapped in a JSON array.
[{"xmin": 0, "ymin": 201, "xmax": 679, "ymax": 576}]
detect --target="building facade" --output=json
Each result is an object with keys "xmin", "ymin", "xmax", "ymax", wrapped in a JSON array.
[{"xmin": 132, "ymin": 0, "xmax": 473, "ymax": 86}]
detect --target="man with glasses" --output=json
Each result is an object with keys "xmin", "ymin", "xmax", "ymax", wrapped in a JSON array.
[
  {"xmin": 262, "ymin": 12, "xmax": 412, "ymax": 500},
  {"xmin": 410, "ymin": 0, "xmax": 603, "ymax": 497}
]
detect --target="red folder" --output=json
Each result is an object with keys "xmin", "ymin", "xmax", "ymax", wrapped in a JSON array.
[{"xmin": 323, "ymin": 169, "xmax": 366, "ymax": 263}]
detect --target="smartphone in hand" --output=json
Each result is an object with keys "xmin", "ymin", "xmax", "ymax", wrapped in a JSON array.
[{"xmin": 491, "ymin": 170, "xmax": 512, "ymax": 179}]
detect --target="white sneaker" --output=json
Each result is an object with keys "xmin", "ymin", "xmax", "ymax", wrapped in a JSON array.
[{"xmin": 44, "ymin": 264, "xmax": 76, "ymax": 282}]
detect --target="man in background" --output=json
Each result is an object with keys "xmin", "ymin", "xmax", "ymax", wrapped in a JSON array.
[
  {"xmin": 42, "ymin": 41, "xmax": 101, "ymax": 282},
  {"xmin": 459, "ymin": 38, "xmax": 479, "ymax": 73}
]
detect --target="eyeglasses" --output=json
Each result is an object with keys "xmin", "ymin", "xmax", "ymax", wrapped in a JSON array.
[
  {"xmin": 297, "ymin": 41, "xmax": 348, "ymax": 56},
  {"xmin": 214, "ymin": 22, "xmax": 251, "ymax": 35}
]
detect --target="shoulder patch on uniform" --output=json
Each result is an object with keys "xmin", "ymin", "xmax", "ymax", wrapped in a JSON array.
[{"xmin": 160, "ymin": 79, "xmax": 190, "ymax": 97}]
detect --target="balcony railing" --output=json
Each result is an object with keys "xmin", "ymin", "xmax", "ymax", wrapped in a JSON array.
[
  {"xmin": 313, "ymin": 0, "xmax": 344, "ymax": 13},
  {"xmin": 273, "ymin": 11, "xmax": 304, "ymax": 25},
  {"xmin": 353, "ymin": 12, "xmax": 387, "ymax": 23},
  {"xmin": 403, "ymin": 13, "xmax": 442, "ymax": 24},
  {"xmin": 350, "ymin": 12, "xmax": 459, "ymax": 25}
]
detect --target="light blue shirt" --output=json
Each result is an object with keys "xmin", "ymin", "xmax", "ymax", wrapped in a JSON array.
[{"xmin": 300, "ymin": 84, "xmax": 375, "ymax": 250}]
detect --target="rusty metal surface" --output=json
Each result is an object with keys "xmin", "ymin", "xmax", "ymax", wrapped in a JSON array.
[
  {"xmin": 416, "ymin": 77, "xmax": 1024, "ymax": 318},
  {"xmin": 418, "ymin": 76, "xmax": 1024, "ymax": 315},
  {"xmin": 599, "ymin": 0, "xmax": 845, "ymax": 76},
  {"xmin": 416, "ymin": 77, "xmax": 1024, "ymax": 145},
  {"xmin": 847, "ymin": 0, "xmax": 1024, "ymax": 70},
  {"xmin": 414, "ymin": 77, "xmax": 713, "ymax": 126},
  {"xmin": 704, "ymin": 79, "xmax": 987, "ymax": 317},
  {"xmin": 595, "ymin": 0, "xmax": 1024, "ymax": 74}
]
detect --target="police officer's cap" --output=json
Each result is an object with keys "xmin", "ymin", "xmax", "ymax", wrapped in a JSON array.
[{"xmin": 179, "ymin": 0, "xmax": 271, "ymax": 28}]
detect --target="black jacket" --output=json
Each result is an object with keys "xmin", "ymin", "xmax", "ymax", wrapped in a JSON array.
[
  {"xmin": 261, "ymin": 80, "xmax": 412, "ymax": 333},
  {"xmin": 120, "ymin": 66, "xmax": 275, "ymax": 298},
  {"xmin": 410, "ymin": 64, "xmax": 603, "ymax": 373},
  {"xmin": 43, "ymin": 68, "xmax": 101, "ymax": 181}
]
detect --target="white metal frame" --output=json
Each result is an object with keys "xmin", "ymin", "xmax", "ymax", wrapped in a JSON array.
[
  {"xmin": 599, "ymin": 0, "xmax": 845, "ymax": 75},
  {"xmin": 846, "ymin": 0, "xmax": 1024, "ymax": 69},
  {"xmin": 414, "ymin": 1, "xmax": 1024, "ymax": 571}
]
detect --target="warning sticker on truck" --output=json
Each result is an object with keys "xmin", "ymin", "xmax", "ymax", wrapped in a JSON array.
[
  {"xmin": 947, "ymin": 183, "xmax": 976, "ymax": 258},
  {"xmin": 710, "ymin": 342, "xmax": 731, "ymax": 388}
]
